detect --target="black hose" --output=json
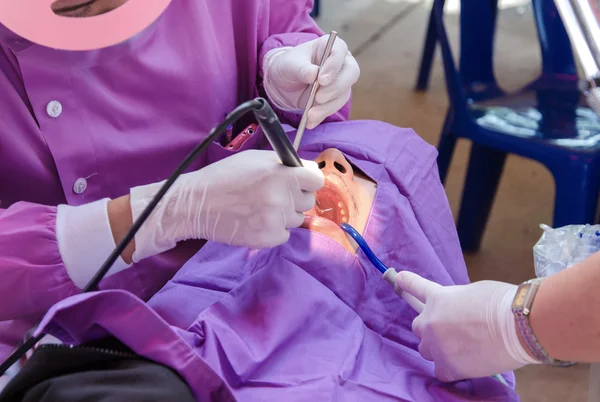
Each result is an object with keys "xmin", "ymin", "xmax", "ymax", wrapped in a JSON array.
[{"xmin": 0, "ymin": 98, "xmax": 265, "ymax": 375}]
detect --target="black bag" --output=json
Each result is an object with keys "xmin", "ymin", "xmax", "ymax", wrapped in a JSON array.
[{"xmin": 0, "ymin": 337, "xmax": 195, "ymax": 402}]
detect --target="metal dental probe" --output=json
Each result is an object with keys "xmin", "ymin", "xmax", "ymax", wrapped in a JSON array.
[
  {"xmin": 315, "ymin": 198, "xmax": 333, "ymax": 213},
  {"xmin": 292, "ymin": 31, "xmax": 338, "ymax": 151}
]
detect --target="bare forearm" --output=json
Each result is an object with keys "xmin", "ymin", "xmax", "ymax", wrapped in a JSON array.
[
  {"xmin": 107, "ymin": 196, "xmax": 135, "ymax": 264},
  {"xmin": 527, "ymin": 251, "xmax": 600, "ymax": 362}
]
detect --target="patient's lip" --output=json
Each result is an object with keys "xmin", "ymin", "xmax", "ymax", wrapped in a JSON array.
[
  {"xmin": 301, "ymin": 214, "xmax": 340, "ymax": 233},
  {"xmin": 301, "ymin": 215, "xmax": 352, "ymax": 249}
]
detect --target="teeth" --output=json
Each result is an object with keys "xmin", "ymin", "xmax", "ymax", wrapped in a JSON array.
[
  {"xmin": 315, "ymin": 204, "xmax": 332, "ymax": 214},
  {"xmin": 314, "ymin": 198, "xmax": 349, "ymax": 222}
]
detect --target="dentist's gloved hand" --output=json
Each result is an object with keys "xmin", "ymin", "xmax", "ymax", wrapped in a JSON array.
[
  {"xmin": 130, "ymin": 150, "xmax": 324, "ymax": 262},
  {"xmin": 263, "ymin": 35, "xmax": 360, "ymax": 129},
  {"xmin": 390, "ymin": 271, "xmax": 539, "ymax": 382}
]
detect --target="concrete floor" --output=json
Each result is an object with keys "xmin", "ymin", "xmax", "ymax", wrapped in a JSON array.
[{"xmin": 314, "ymin": 0, "xmax": 591, "ymax": 400}]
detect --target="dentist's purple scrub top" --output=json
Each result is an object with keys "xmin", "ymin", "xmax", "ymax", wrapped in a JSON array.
[{"xmin": 0, "ymin": 0, "xmax": 348, "ymax": 360}]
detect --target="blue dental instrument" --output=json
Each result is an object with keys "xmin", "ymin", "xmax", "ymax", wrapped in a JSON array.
[
  {"xmin": 340, "ymin": 222, "xmax": 389, "ymax": 274},
  {"xmin": 341, "ymin": 222, "xmax": 509, "ymax": 385}
]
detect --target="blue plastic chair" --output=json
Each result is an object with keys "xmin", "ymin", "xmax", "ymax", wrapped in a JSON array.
[
  {"xmin": 415, "ymin": 0, "xmax": 499, "ymax": 91},
  {"xmin": 432, "ymin": 0, "xmax": 600, "ymax": 251},
  {"xmin": 311, "ymin": 0, "xmax": 320, "ymax": 18}
]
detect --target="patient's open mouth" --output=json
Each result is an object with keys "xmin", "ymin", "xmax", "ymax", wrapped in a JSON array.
[
  {"xmin": 298, "ymin": 148, "xmax": 375, "ymax": 253},
  {"xmin": 301, "ymin": 172, "xmax": 355, "ymax": 241},
  {"xmin": 313, "ymin": 186, "xmax": 349, "ymax": 225}
]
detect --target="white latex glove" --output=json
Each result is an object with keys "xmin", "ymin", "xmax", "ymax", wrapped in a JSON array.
[
  {"xmin": 263, "ymin": 35, "xmax": 360, "ymax": 129},
  {"xmin": 390, "ymin": 271, "xmax": 539, "ymax": 382},
  {"xmin": 130, "ymin": 150, "xmax": 324, "ymax": 262}
]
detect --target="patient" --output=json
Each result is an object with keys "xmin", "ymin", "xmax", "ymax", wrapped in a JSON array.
[{"xmin": 8, "ymin": 121, "xmax": 521, "ymax": 401}]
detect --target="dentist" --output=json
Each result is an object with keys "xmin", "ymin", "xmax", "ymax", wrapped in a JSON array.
[{"xmin": 0, "ymin": 0, "xmax": 360, "ymax": 363}]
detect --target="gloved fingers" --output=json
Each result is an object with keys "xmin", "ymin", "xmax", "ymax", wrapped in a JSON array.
[
  {"xmin": 418, "ymin": 341, "xmax": 434, "ymax": 361},
  {"xmin": 402, "ymin": 291, "xmax": 425, "ymax": 313},
  {"xmin": 434, "ymin": 365, "xmax": 457, "ymax": 383},
  {"xmin": 293, "ymin": 190, "xmax": 317, "ymax": 213},
  {"xmin": 258, "ymin": 208, "xmax": 293, "ymax": 247},
  {"xmin": 306, "ymin": 89, "xmax": 351, "ymax": 130},
  {"xmin": 292, "ymin": 161, "xmax": 325, "ymax": 192},
  {"xmin": 246, "ymin": 213, "xmax": 291, "ymax": 248},
  {"xmin": 285, "ymin": 212, "xmax": 305, "ymax": 229},
  {"xmin": 318, "ymin": 37, "xmax": 349, "ymax": 87},
  {"xmin": 279, "ymin": 186, "xmax": 307, "ymax": 228},
  {"xmin": 315, "ymin": 53, "xmax": 360, "ymax": 105},
  {"xmin": 260, "ymin": 229, "xmax": 291, "ymax": 248},
  {"xmin": 411, "ymin": 315, "xmax": 424, "ymax": 339},
  {"xmin": 277, "ymin": 52, "xmax": 320, "ymax": 85},
  {"xmin": 395, "ymin": 271, "xmax": 442, "ymax": 305}
]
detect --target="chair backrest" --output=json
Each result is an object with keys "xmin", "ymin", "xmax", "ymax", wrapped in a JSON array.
[
  {"xmin": 458, "ymin": 0, "xmax": 577, "ymax": 87},
  {"xmin": 434, "ymin": 0, "xmax": 582, "ymax": 135},
  {"xmin": 531, "ymin": 0, "xmax": 576, "ymax": 76},
  {"xmin": 435, "ymin": 0, "xmax": 579, "ymax": 118},
  {"xmin": 458, "ymin": 0, "xmax": 499, "ymax": 89}
]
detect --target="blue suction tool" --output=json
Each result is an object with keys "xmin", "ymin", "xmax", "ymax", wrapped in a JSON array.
[{"xmin": 340, "ymin": 222, "xmax": 388, "ymax": 274}]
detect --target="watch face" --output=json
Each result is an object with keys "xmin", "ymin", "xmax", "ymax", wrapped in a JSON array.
[{"xmin": 512, "ymin": 284, "xmax": 531, "ymax": 309}]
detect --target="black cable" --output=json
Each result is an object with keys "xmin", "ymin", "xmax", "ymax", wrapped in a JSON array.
[
  {"xmin": 0, "ymin": 98, "xmax": 264, "ymax": 376},
  {"xmin": 83, "ymin": 98, "xmax": 263, "ymax": 292}
]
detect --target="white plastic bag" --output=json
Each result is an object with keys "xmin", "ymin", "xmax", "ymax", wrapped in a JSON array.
[
  {"xmin": 533, "ymin": 223, "xmax": 600, "ymax": 402},
  {"xmin": 533, "ymin": 223, "xmax": 600, "ymax": 278}
]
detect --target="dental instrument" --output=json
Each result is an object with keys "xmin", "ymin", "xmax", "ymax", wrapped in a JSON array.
[
  {"xmin": 340, "ymin": 222, "xmax": 509, "ymax": 386},
  {"xmin": 292, "ymin": 31, "xmax": 338, "ymax": 151},
  {"xmin": 255, "ymin": 100, "xmax": 303, "ymax": 167},
  {"xmin": 314, "ymin": 198, "xmax": 333, "ymax": 214},
  {"xmin": 340, "ymin": 222, "xmax": 402, "ymax": 290},
  {"xmin": 0, "ymin": 97, "xmax": 303, "ymax": 375},
  {"xmin": 340, "ymin": 222, "xmax": 390, "ymax": 275}
]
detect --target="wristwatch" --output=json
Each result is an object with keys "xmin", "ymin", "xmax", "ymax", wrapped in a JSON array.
[{"xmin": 512, "ymin": 278, "xmax": 575, "ymax": 367}]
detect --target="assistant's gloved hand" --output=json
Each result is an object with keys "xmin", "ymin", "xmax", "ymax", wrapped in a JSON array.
[
  {"xmin": 391, "ymin": 271, "xmax": 539, "ymax": 382},
  {"xmin": 263, "ymin": 35, "xmax": 360, "ymax": 129},
  {"xmin": 130, "ymin": 150, "xmax": 324, "ymax": 262}
]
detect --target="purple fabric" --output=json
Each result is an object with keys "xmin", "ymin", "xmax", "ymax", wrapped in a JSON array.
[
  {"xmin": 0, "ymin": 0, "xmax": 349, "ymax": 360},
  {"xmin": 36, "ymin": 121, "xmax": 519, "ymax": 401}
]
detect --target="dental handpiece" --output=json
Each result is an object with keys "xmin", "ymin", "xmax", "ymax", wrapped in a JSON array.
[
  {"xmin": 339, "ymin": 221, "xmax": 509, "ymax": 385},
  {"xmin": 253, "ymin": 98, "xmax": 303, "ymax": 168},
  {"xmin": 293, "ymin": 31, "xmax": 338, "ymax": 151}
]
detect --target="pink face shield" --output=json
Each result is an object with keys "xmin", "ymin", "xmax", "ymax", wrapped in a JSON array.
[{"xmin": 0, "ymin": 0, "xmax": 171, "ymax": 51}]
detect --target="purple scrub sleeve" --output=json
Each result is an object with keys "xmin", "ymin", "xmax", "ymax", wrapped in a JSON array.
[{"xmin": 0, "ymin": 0, "xmax": 350, "ymax": 361}]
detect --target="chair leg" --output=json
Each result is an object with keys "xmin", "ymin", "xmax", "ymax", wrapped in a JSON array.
[
  {"xmin": 456, "ymin": 143, "xmax": 507, "ymax": 252},
  {"xmin": 436, "ymin": 113, "xmax": 456, "ymax": 184},
  {"xmin": 552, "ymin": 165, "xmax": 600, "ymax": 228},
  {"xmin": 415, "ymin": 4, "xmax": 439, "ymax": 91}
]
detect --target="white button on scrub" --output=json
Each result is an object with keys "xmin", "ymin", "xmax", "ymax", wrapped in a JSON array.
[
  {"xmin": 73, "ymin": 178, "xmax": 87, "ymax": 194},
  {"xmin": 46, "ymin": 101, "xmax": 62, "ymax": 118}
]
